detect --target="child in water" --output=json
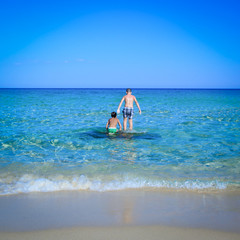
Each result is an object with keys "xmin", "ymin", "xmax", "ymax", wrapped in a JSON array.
[{"xmin": 106, "ymin": 112, "xmax": 122, "ymax": 133}]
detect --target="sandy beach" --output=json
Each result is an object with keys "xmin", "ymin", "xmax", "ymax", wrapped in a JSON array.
[
  {"xmin": 1, "ymin": 225, "xmax": 240, "ymax": 240},
  {"xmin": 0, "ymin": 190, "xmax": 240, "ymax": 239},
  {"xmin": 1, "ymin": 0, "xmax": 240, "ymax": 237}
]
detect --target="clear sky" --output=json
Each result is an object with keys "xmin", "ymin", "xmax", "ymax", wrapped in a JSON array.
[{"xmin": 0, "ymin": 0, "xmax": 239, "ymax": 88}]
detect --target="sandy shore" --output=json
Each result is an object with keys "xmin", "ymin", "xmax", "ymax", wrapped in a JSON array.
[
  {"xmin": 1, "ymin": 225, "xmax": 240, "ymax": 240},
  {"xmin": 0, "ymin": 190, "xmax": 240, "ymax": 239}
]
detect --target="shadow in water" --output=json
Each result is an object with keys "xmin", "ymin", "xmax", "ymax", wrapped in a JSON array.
[{"xmin": 79, "ymin": 128, "xmax": 161, "ymax": 140}]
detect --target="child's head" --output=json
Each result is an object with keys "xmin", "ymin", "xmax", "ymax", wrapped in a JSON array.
[
  {"xmin": 126, "ymin": 88, "xmax": 132, "ymax": 94},
  {"xmin": 111, "ymin": 112, "xmax": 117, "ymax": 118}
]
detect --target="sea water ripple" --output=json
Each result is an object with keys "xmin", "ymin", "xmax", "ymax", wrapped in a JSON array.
[{"xmin": 0, "ymin": 89, "xmax": 240, "ymax": 194}]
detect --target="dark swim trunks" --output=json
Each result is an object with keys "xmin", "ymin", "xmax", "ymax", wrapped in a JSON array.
[{"xmin": 122, "ymin": 107, "xmax": 134, "ymax": 119}]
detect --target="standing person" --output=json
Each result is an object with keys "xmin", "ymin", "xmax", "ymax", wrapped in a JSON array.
[{"xmin": 117, "ymin": 88, "xmax": 141, "ymax": 130}]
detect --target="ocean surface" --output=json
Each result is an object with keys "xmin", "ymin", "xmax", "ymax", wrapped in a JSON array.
[{"xmin": 0, "ymin": 89, "xmax": 240, "ymax": 195}]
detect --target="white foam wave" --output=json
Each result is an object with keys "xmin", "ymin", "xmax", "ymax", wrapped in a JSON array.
[{"xmin": 0, "ymin": 174, "xmax": 229, "ymax": 195}]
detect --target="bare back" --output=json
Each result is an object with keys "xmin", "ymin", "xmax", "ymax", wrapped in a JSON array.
[
  {"xmin": 123, "ymin": 94, "xmax": 135, "ymax": 108},
  {"xmin": 108, "ymin": 117, "xmax": 120, "ymax": 128}
]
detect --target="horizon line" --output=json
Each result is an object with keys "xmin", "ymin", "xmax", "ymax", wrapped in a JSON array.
[{"xmin": 0, "ymin": 87, "xmax": 240, "ymax": 90}]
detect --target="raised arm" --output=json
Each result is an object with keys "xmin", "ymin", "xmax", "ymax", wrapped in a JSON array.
[
  {"xmin": 134, "ymin": 97, "xmax": 141, "ymax": 114},
  {"xmin": 117, "ymin": 96, "xmax": 125, "ymax": 114}
]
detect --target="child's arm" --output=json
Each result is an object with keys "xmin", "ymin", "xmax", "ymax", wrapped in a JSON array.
[
  {"xmin": 117, "ymin": 96, "xmax": 125, "ymax": 114},
  {"xmin": 117, "ymin": 119, "xmax": 122, "ymax": 130},
  {"xmin": 106, "ymin": 119, "xmax": 110, "ymax": 129},
  {"xmin": 134, "ymin": 97, "xmax": 141, "ymax": 114}
]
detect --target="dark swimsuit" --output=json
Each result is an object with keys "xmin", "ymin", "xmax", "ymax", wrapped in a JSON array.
[{"xmin": 123, "ymin": 107, "xmax": 134, "ymax": 119}]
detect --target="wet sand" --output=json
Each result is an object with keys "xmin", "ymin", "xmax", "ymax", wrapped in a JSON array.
[
  {"xmin": 0, "ymin": 190, "xmax": 240, "ymax": 239},
  {"xmin": 1, "ymin": 225, "xmax": 240, "ymax": 240}
]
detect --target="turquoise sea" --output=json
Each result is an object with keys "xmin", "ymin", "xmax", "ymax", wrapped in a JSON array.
[{"xmin": 0, "ymin": 89, "xmax": 240, "ymax": 195}]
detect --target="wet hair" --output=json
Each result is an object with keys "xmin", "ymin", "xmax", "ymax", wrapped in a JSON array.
[
  {"xmin": 111, "ymin": 112, "xmax": 117, "ymax": 118},
  {"xmin": 126, "ymin": 88, "xmax": 132, "ymax": 93}
]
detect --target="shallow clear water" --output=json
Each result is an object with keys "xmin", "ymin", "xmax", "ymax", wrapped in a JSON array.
[{"xmin": 0, "ymin": 89, "xmax": 240, "ymax": 194}]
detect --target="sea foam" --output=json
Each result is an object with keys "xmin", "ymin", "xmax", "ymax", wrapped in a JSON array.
[{"xmin": 0, "ymin": 174, "xmax": 228, "ymax": 195}]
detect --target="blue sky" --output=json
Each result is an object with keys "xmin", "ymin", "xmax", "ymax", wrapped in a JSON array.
[{"xmin": 0, "ymin": 0, "xmax": 239, "ymax": 88}]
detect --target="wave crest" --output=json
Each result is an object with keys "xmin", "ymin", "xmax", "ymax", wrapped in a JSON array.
[{"xmin": 0, "ymin": 174, "xmax": 230, "ymax": 195}]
